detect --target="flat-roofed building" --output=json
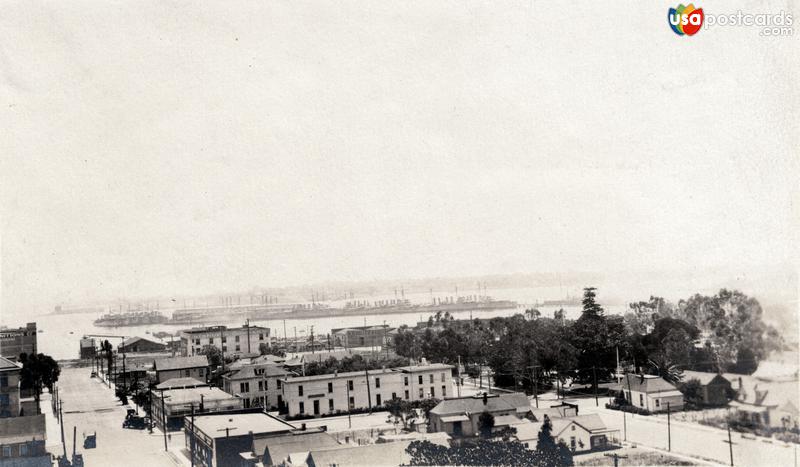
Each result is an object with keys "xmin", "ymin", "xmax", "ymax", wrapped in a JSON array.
[
  {"xmin": 180, "ymin": 325, "xmax": 271, "ymax": 358},
  {"xmin": 281, "ymin": 361, "xmax": 454, "ymax": 417},
  {"xmin": 152, "ymin": 386, "xmax": 244, "ymax": 431},
  {"xmin": 183, "ymin": 411, "xmax": 296, "ymax": 467}
]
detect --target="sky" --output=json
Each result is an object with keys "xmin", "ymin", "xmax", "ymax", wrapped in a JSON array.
[{"xmin": 1, "ymin": 1, "xmax": 798, "ymax": 316}]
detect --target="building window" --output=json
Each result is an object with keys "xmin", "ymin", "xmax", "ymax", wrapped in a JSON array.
[
  {"xmin": 655, "ymin": 399, "xmax": 660, "ymax": 407},
  {"xmin": 375, "ymin": 378, "xmax": 381, "ymax": 388},
  {"xmin": 235, "ymin": 335, "xmax": 240, "ymax": 342},
  {"xmin": 441, "ymin": 373, "xmax": 446, "ymax": 382},
  {"xmin": 222, "ymin": 345, "xmax": 227, "ymax": 352},
  {"xmin": 0, "ymin": 376, "xmax": 7, "ymax": 388},
  {"xmin": 2, "ymin": 446, "xmax": 10, "ymax": 457},
  {"xmin": 209, "ymin": 337, "xmax": 214, "ymax": 344},
  {"xmin": 298, "ymin": 385, "xmax": 304, "ymax": 396},
  {"xmin": 258, "ymin": 381, "xmax": 264, "ymax": 391},
  {"xmin": 431, "ymin": 387, "xmax": 435, "ymax": 397},
  {"xmin": 328, "ymin": 382, "xmax": 333, "ymax": 393},
  {"xmin": 194, "ymin": 339, "xmax": 200, "ymax": 345},
  {"xmin": 348, "ymin": 380, "xmax": 354, "ymax": 391},
  {"xmin": 392, "ymin": 392, "xmax": 397, "ymax": 399},
  {"xmin": 235, "ymin": 345, "xmax": 240, "ymax": 352},
  {"xmin": 376, "ymin": 394, "xmax": 382, "ymax": 406},
  {"xmin": 329, "ymin": 399, "xmax": 334, "ymax": 412},
  {"xmin": 199, "ymin": 369, "xmax": 204, "ymax": 377},
  {"xmin": 222, "ymin": 337, "xmax": 227, "ymax": 343},
  {"xmin": 19, "ymin": 444, "xmax": 27, "ymax": 456},
  {"xmin": 185, "ymin": 370, "xmax": 191, "ymax": 377},
  {"xmin": 277, "ymin": 380, "xmax": 281, "ymax": 389},
  {"xmin": 299, "ymin": 402, "xmax": 304, "ymax": 414},
  {"xmin": 259, "ymin": 333, "xmax": 264, "ymax": 340},
  {"xmin": 418, "ymin": 375, "xmax": 423, "ymax": 385},
  {"xmin": 240, "ymin": 382, "xmax": 250, "ymax": 393},
  {"xmin": 429, "ymin": 374, "xmax": 434, "ymax": 384},
  {"xmin": 404, "ymin": 390, "xmax": 410, "ymax": 400},
  {"xmin": 442, "ymin": 385, "xmax": 446, "ymax": 397},
  {"xmin": 418, "ymin": 388, "xmax": 424, "ymax": 398},
  {"xmin": 571, "ymin": 425, "xmax": 576, "ymax": 431},
  {"xmin": 404, "ymin": 376, "xmax": 409, "ymax": 386},
  {"xmin": 348, "ymin": 396, "xmax": 355, "ymax": 409},
  {"xmin": 639, "ymin": 394, "xmax": 644, "ymax": 406}
]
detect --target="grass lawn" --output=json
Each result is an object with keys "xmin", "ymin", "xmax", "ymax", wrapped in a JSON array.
[{"xmin": 577, "ymin": 448, "xmax": 696, "ymax": 466}]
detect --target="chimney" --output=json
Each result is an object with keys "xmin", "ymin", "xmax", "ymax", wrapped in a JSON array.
[{"xmin": 301, "ymin": 423, "xmax": 306, "ymax": 431}]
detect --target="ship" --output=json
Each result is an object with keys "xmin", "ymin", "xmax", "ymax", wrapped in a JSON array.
[
  {"xmin": 168, "ymin": 296, "xmax": 519, "ymax": 324},
  {"xmin": 93, "ymin": 310, "xmax": 170, "ymax": 327}
]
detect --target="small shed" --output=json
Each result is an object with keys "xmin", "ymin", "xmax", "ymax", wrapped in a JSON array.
[{"xmin": 681, "ymin": 371, "xmax": 732, "ymax": 406}]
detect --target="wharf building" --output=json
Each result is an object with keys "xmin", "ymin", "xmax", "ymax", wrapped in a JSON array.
[
  {"xmin": 179, "ymin": 325, "xmax": 271, "ymax": 359},
  {"xmin": 280, "ymin": 361, "xmax": 454, "ymax": 417}
]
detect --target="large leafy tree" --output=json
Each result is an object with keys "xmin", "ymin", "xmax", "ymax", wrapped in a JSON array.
[
  {"xmin": 19, "ymin": 353, "xmax": 61, "ymax": 403},
  {"xmin": 679, "ymin": 289, "xmax": 782, "ymax": 372}
]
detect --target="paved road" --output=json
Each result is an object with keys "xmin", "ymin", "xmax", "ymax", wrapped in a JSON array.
[{"xmin": 49, "ymin": 366, "xmax": 181, "ymax": 467}]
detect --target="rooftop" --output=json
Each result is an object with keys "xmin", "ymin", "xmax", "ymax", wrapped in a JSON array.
[
  {"xmin": 0, "ymin": 357, "xmax": 21, "ymax": 372},
  {"xmin": 191, "ymin": 412, "xmax": 294, "ymax": 439},
  {"xmin": 157, "ymin": 387, "xmax": 237, "ymax": 405},
  {"xmin": 156, "ymin": 377, "xmax": 207, "ymax": 390},
  {"xmin": 307, "ymin": 440, "xmax": 413, "ymax": 467},
  {"xmin": 430, "ymin": 392, "xmax": 531, "ymax": 416},
  {"xmin": 681, "ymin": 371, "xmax": 730, "ymax": 386},
  {"xmin": 255, "ymin": 429, "xmax": 339, "ymax": 464},
  {"xmin": 283, "ymin": 367, "xmax": 397, "ymax": 383},
  {"xmin": 120, "ymin": 336, "xmax": 166, "ymax": 348},
  {"xmin": 154, "ymin": 356, "xmax": 209, "ymax": 371},
  {"xmin": 621, "ymin": 374, "xmax": 680, "ymax": 393},
  {"xmin": 224, "ymin": 364, "xmax": 292, "ymax": 381},
  {"xmin": 181, "ymin": 325, "xmax": 268, "ymax": 335}
]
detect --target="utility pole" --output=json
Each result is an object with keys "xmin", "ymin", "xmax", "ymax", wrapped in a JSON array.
[
  {"xmin": 592, "ymin": 366, "xmax": 598, "ymax": 406},
  {"xmin": 283, "ymin": 320, "xmax": 287, "ymax": 352},
  {"xmin": 530, "ymin": 365, "xmax": 539, "ymax": 408},
  {"xmin": 345, "ymin": 379, "xmax": 352, "ymax": 429},
  {"xmin": 604, "ymin": 453, "xmax": 628, "ymax": 467},
  {"xmin": 623, "ymin": 410, "xmax": 627, "ymax": 442},
  {"xmin": 246, "ymin": 319, "xmax": 251, "ymax": 354},
  {"xmin": 457, "ymin": 356, "xmax": 462, "ymax": 397},
  {"xmin": 148, "ymin": 385, "xmax": 153, "ymax": 433},
  {"xmin": 724, "ymin": 423, "xmax": 735, "ymax": 466},
  {"xmin": 365, "ymin": 368, "xmax": 373, "ymax": 414},
  {"xmin": 160, "ymin": 388, "xmax": 168, "ymax": 451},
  {"xmin": 190, "ymin": 403, "xmax": 196, "ymax": 467},
  {"xmin": 667, "ymin": 402, "xmax": 671, "ymax": 451},
  {"xmin": 59, "ymin": 398, "xmax": 66, "ymax": 459}
]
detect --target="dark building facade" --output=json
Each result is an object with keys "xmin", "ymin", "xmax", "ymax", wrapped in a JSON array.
[{"xmin": 0, "ymin": 323, "xmax": 37, "ymax": 361}]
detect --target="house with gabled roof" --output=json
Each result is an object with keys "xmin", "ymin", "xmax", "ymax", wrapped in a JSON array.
[
  {"xmin": 681, "ymin": 371, "xmax": 732, "ymax": 406},
  {"xmin": 428, "ymin": 392, "xmax": 532, "ymax": 437},
  {"xmin": 513, "ymin": 414, "xmax": 619, "ymax": 452},
  {"xmin": 621, "ymin": 374, "xmax": 684, "ymax": 412}
]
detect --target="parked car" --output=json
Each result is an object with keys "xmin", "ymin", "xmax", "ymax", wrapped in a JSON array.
[{"xmin": 123, "ymin": 416, "xmax": 146, "ymax": 429}]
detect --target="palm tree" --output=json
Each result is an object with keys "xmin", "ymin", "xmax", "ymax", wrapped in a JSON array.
[{"xmin": 648, "ymin": 354, "xmax": 683, "ymax": 385}]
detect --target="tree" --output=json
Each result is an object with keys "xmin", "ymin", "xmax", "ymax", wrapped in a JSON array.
[
  {"xmin": 571, "ymin": 287, "xmax": 616, "ymax": 386},
  {"xmin": 386, "ymin": 397, "xmax": 416, "ymax": 431},
  {"xmin": 406, "ymin": 439, "xmax": 542, "ymax": 466},
  {"xmin": 525, "ymin": 308, "xmax": 541, "ymax": 320},
  {"xmin": 679, "ymin": 289, "xmax": 781, "ymax": 372},
  {"xmin": 534, "ymin": 415, "xmax": 574, "ymax": 466},
  {"xmin": 478, "ymin": 411, "xmax": 495, "ymax": 438},
  {"xmin": 259, "ymin": 343, "xmax": 285, "ymax": 357},
  {"xmin": 647, "ymin": 354, "xmax": 683, "ymax": 385},
  {"xmin": 199, "ymin": 345, "xmax": 222, "ymax": 367},
  {"xmin": 680, "ymin": 378, "xmax": 704, "ymax": 409},
  {"xmin": 19, "ymin": 353, "xmax": 61, "ymax": 403}
]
